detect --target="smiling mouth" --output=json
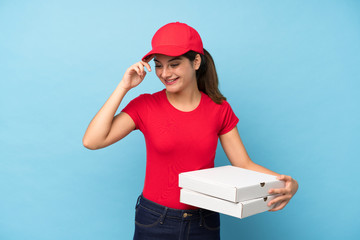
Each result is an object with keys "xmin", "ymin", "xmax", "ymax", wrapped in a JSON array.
[{"xmin": 165, "ymin": 77, "xmax": 179, "ymax": 85}]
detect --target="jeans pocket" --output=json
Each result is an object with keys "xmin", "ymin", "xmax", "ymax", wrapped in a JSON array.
[
  {"xmin": 202, "ymin": 212, "xmax": 220, "ymax": 231},
  {"xmin": 135, "ymin": 205, "xmax": 162, "ymax": 228}
]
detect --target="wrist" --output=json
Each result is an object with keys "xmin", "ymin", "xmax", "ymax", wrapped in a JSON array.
[{"xmin": 117, "ymin": 81, "xmax": 131, "ymax": 93}]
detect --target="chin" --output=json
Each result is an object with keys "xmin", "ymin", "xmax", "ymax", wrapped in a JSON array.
[{"xmin": 164, "ymin": 84, "xmax": 181, "ymax": 93}]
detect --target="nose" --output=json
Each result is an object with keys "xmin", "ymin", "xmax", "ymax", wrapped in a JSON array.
[{"xmin": 161, "ymin": 67, "xmax": 171, "ymax": 79}]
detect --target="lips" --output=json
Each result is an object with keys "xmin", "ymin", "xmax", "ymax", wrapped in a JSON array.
[{"xmin": 165, "ymin": 77, "xmax": 179, "ymax": 85}]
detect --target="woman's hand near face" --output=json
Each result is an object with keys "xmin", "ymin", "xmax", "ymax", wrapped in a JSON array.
[
  {"xmin": 83, "ymin": 61, "xmax": 151, "ymax": 150},
  {"xmin": 119, "ymin": 61, "xmax": 152, "ymax": 91}
]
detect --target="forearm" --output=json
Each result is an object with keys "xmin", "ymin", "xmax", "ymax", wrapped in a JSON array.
[
  {"xmin": 241, "ymin": 161, "xmax": 280, "ymax": 177},
  {"xmin": 83, "ymin": 82, "xmax": 129, "ymax": 147}
]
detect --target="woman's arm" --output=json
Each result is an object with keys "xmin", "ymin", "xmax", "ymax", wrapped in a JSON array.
[
  {"xmin": 219, "ymin": 127, "xmax": 299, "ymax": 211},
  {"xmin": 219, "ymin": 127, "xmax": 278, "ymax": 174},
  {"xmin": 82, "ymin": 61, "xmax": 151, "ymax": 150}
]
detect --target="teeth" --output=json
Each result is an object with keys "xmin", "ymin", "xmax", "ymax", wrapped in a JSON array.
[{"xmin": 166, "ymin": 78, "xmax": 177, "ymax": 83}]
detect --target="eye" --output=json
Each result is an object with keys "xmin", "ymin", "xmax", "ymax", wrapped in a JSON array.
[
  {"xmin": 155, "ymin": 65, "xmax": 162, "ymax": 68},
  {"xmin": 170, "ymin": 63, "xmax": 179, "ymax": 67}
]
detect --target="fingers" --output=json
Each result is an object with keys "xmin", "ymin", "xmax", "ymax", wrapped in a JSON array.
[
  {"xmin": 268, "ymin": 200, "xmax": 288, "ymax": 211},
  {"xmin": 266, "ymin": 175, "xmax": 297, "ymax": 212},
  {"xmin": 141, "ymin": 61, "xmax": 152, "ymax": 72},
  {"xmin": 277, "ymin": 174, "xmax": 292, "ymax": 182},
  {"xmin": 137, "ymin": 63, "xmax": 146, "ymax": 79},
  {"xmin": 269, "ymin": 175, "xmax": 294, "ymax": 194},
  {"xmin": 268, "ymin": 188, "xmax": 288, "ymax": 195},
  {"xmin": 274, "ymin": 175, "xmax": 298, "ymax": 196},
  {"xmin": 121, "ymin": 61, "xmax": 152, "ymax": 90},
  {"xmin": 267, "ymin": 194, "xmax": 289, "ymax": 207},
  {"xmin": 134, "ymin": 61, "xmax": 151, "ymax": 77},
  {"xmin": 127, "ymin": 62, "xmax": 147, "ymax": 79},
  {"xmin": 267, "ymin": 195, "xmax": 290, "ymax": 212},
  {"xmin": 133, "ymin": 64, "xmax": 142, "ymax": 76}
]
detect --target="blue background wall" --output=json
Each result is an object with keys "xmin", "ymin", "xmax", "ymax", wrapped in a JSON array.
[{"xmin": 1, "ymin": 0, "xmax": 359, "ymax": 239}]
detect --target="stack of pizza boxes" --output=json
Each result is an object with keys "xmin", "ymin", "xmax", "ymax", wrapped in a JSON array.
[{"xmin": 179, "ymin": 165, "xmax": 285, "ymax": 219}]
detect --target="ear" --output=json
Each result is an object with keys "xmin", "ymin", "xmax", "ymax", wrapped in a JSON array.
[{"xmin": 193, "ymin": 54, "xmax": 201, "ymax": 70}]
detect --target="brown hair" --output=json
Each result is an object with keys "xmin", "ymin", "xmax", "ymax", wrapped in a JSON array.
[{"xmin": 182, "ymin": 49, "xmax": 226, "ymax": 104}]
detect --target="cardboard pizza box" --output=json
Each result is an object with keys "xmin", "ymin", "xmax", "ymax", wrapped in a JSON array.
[
  {"xmin": 180, "ymin": 188, "xmax": 280, "ymax": 219},
  {"xmin": 179, "ymin": 165, "xmax": 285, "ymax": 203}
]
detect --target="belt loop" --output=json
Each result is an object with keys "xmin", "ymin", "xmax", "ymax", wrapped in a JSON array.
[
  {"xmin": 135, "ymin": 195, "xmax": 141, "ymax": 210},
  {"xmin": 199, "ymin": 209, "xmax": 204, "ymax": 227},
  {"xmin": 159, "ymin": 207, "xmax": 168, "ymax": 225}
]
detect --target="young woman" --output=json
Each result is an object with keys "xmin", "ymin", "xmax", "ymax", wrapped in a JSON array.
[{"xmin": 83, "ymin": 22, "xmax": 298, "ymax": 240}]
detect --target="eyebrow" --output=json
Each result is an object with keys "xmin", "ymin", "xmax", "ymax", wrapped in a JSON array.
[{"xmin": 154, "ymin": 57, "xmax": 182, "ymax": 63}]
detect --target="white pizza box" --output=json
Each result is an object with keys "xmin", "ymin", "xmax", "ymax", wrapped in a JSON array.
[
  {"xmin": 180, "ymin": 188, "xmax": 280, "ymax": 219},
  {"xmin": 179, "ymin": 165, "xmax": 285, "ymax": 203}
]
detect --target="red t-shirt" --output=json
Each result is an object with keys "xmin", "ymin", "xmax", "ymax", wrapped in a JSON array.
[{"xmin": 122, "ymin": 89, "xmax": 239, "ymax": 209}]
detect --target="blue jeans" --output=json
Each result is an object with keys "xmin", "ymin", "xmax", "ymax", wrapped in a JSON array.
[{"xmin": 133, "ymin": 194, "xmax": 220, "ymax": 240}]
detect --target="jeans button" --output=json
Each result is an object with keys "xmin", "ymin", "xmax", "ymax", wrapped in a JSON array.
[{"xmin": 183, "ymin": 213, "xmax": 188, "ymax": 218}]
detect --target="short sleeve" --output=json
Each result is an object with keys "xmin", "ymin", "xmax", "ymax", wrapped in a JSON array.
[
  {"xmin": 121, "ymin": 94, "xmax": 148, "ymax": 130},
  {"xmin": 218, "ymin": 101, "xmax": 239, "ymax": 135}
]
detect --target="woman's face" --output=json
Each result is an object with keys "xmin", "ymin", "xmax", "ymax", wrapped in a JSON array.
[{"xmin": 153, "ymin": 54, "xmax": 200, "ymax": 94}]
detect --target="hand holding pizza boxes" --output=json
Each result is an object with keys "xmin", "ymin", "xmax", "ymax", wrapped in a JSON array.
[{"xmin": 179, "ymin": 165, "xmax": 285, "ymax": 219}]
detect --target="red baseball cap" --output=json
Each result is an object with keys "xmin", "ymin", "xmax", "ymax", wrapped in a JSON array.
[{"xmin": 142, "ymin": 22, "xmax": 204, "ymax": 62}]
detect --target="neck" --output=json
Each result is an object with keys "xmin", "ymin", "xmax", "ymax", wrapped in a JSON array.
[{"xmin": 166, "ymin": 87, "xmax": 202, "ymax": 112}]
